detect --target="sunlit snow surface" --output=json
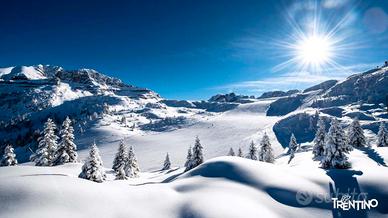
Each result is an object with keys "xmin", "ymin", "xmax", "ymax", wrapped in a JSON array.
[
  {"xmin": 1, "ymin": 149, "xmax": 388, "ymax": 218},
  {"xmin": 1, "ymin": 100, "xmax": 388, "ymax": 218},
  {"xmin": 76, "ymin": 99, "xmax": 282, "ymax": 171}
]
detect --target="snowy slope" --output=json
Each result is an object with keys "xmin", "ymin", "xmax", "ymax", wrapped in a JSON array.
[
  {"xmin": 76, "ymin": 99, "xmax": 282, "ymax": 171},
  {"xmin": 1, "ymin": 149, "xmax": 388, "ymax": 218}
]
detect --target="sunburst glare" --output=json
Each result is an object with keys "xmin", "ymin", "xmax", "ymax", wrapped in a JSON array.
[
  {"xmin": 271, "ymin": 1, "xmax": 362, "ymax": 75},
  {"xmin": 296, "ymin": 34, "xmax": 333, "ymax": 67}
]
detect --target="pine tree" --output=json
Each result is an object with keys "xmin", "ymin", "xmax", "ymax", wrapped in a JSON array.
[
  {"xmin": 288, "ymin": 133, "xmax": 298, "ymax": 164},
  {"xmin": 377, "ymin": 122, "xmax": 388, "ymax": 147},
  {"xmin": 189, "ymin": 136, "xmax": 204, "ymax": 169},
  {"xmin": 184, "ymin": 146, "xmax": 193, "ymax": 168},
  {"xmin": 332, "ymin": 119, "xmax": 352, "ymax": 152},
  {"xmin": 288, "ymin": 133, "xmax": 298, "ymax": 154},
  {"xmin": 0, "ymin": 144, "xmax": 18, "ymax": 166},
  {"xmin": 112, "ymin": 140, "xmax": 128, "ymax": 173},
  {"xmin": 121, "ymin": 116, "xmax": 127, "ymax": 126},
  {"xmin": 125, "ymin": 146, "xmax": 140, "ymax": 178},
  {"xmin": 103, "ymin": 103, "xmax": 110, "ymax": 114},
  {"xmin": 79, "ymin": 142, "xmax": 106, "ymax": 182},
  {"xmin": 237, "ymin": 147, "xmax": 243, "ymax": 157},
  {"xmin": 321, "ymin": 119, "xmax": 351, "ymax": 169},
  {"xmin": 259, "ymin": 133, "xmax": 274, "ymax": 163},
  {"xmin": 54, "ymin": 117, "xmax": 78, "ymax": 165},
  {"xmin": 31, "ymin": 118, "xmax": 58, "ymax": 166},
  {"xmin": 228, "ymin": 147, "xmax": 235, "ymax": 156},
  {"xmin": 162, "ymin": 153, "xmax": 171, "ymax": 170},
  {"xmin": 131, "ymin": 123, "xmax": 136, "ymax": 131},
  {"xmin": 115, "ymin": 165, "xmax": 128, "ymax": 180},
  {"xmin": 313, "ymin": 117, "xmax": 326, "ymax": 158},
  {"xmin": 246, "ymin": 141, "xmax": 258, "ymax": 160},
  {"xmin": 314, "ymin": 110, "xmax": 320, "ymax": 119},
  {"xmin": 348, "ymin": 119, "xmax": 367, "ymax": 148},
  {"xmin": 78, "ymin": 123, "xmax": 84, "ymax": 134},
  {"xmin": 309, "ymin": 116, "xmax": 315, "ymax": 131}
]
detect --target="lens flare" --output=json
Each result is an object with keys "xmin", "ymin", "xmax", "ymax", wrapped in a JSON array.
[
  {"xmin": 270, "ymin": 1, "xmax": 362, "ymax": 75},
  {"xmin": 296, "ymin": 34, "xmax": 333, "ymax": 66}
]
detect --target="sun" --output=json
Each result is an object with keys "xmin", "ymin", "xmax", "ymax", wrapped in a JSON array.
[
  {"xmin": 296, "ymin": 34, "xmax": 333, "ymax": 66},
  {"xmin": 271, "ymin": 2, "xmax": 361, "ymax": 74}
]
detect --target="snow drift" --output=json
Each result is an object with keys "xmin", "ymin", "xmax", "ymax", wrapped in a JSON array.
[{"xmin": 1, "ymin": 153, "xmax": 388, "ymax": 218}]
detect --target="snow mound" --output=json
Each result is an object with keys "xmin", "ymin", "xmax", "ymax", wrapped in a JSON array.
[
  {"xmin": 2, "ymin": 154, "xmax": 388, "ymax": 218},
  {"xmin": 178, "ymin": 157, "xmax": 321, "ymax": 190}
]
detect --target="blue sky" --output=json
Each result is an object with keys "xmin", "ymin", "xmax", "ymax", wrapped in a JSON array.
[{"xmin": 0, "ymin": 0, "xmax": 387, "ymax": 100}]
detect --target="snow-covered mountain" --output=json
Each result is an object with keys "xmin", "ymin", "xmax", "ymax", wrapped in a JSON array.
[
  {"xmin": 0, "ymin": 65, "xmax": 162, "ymax": 154},
  {"xmin": 0, "ymin": 65, "xmax": 265, "ymax": 164},
  {"xmin": 271, "ymin": 66, "xmax": 388, "ymax": 147}
]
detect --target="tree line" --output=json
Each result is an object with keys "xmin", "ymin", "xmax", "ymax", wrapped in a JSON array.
[{"xmin": 1, "ymin": 115, "xmax": 388, "ymax": 183}]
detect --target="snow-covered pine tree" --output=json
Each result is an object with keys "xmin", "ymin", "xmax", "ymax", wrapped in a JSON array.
[
  {"xmin": 332, "ymin": 119, "xmax": 352, "ymax": 152},
  {"xmin": 31, "ymin": 118, "xmax": 58, "ymax": 166},
  {"xmin": 259, "ymin": 133, "xmax": 274, "ymax": 163},
  {"xmin": 131, "ymin": 156, "xmax": 140, "ymax": 177},
  {"xmin": 348, "ymin": 118, "xmax": 367, "ymax": 148},
  {"xmin": 288, "ymin": 133, "xmax": 298, "ymax": 154},
  {"xmin": 78, "ymin": 123, "xmax": 84, "ymax": 134},
  {"xmin": 162, "ymin": 153, "xmax": 171, "ymax": 170},
  {"xmin": 288, "ymin": 133, "xmax": 298, "ymax": 164},
  {"xmin": 131, "ymin": 123, "xmax": 136, "ymax": 131},
  {"xmin": 0, "ymin": 144, "xmax": 18, "ymax": 166},
  {"xmin": 309, "ymin": 116, "xmax": 315, "ymax": 131},
  {"xmin": 313, "ymin": 117, "xmax": 326, "ymax": 158},
  {"xmin": 112, "ymin": 140, "xmax": 128, "ymax": 173},
  {"xmin": 54, "ymin": 117, "xmax": 78, "ymax": 165},
  {"xmin": 92, "ymin": 112, "xmax": 99, "ymax": 120},
  {"xmin": 321, "ymin": 119, "xmax": 351, "ymax": 169},
  {"xmin": 121, "ymin": 116, "xmax": 127, "ymax": 127},
  {"xmin": 377, "ymin": 122, "xmax": 388, "ymax": 147},
  {"xmin": 189, "ymin": 136, "xmax": 204, "ymax": 169},
  {"xmin": 115, "ymin": 165, "xmax": 128, "ymax": 180},
  {"xmin": 184, "ymin": 146, "xmax": 193, "ymax": 168},
  {"xmin": 246, "ymin": 141, "xmax": 258, "ymax": 160},
  {"xmin": 125, "ymin": 146, "xmax": 140, "ymax": 178},
  {"xmin": 103, "ymin": 103, "xmax": 110, "ymax": 115},
  {"xmin": 237, "ymin": 147, "xmax": 243, "ymax": 157},
  {"xmin": 314, "ymin": 110, "xmax": 320, "ymax": 119},
  {"xmin": 228, "ymin": 147, "xmax": 235, "ymax": 156},
  {"xmin": 79, "ymin": 142, "xmax": 106, "ymax": 182},
  {"xmin": 116, "ymin": 166, "xmax": 127, "ymax": 180}
]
